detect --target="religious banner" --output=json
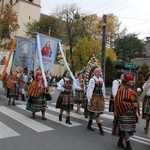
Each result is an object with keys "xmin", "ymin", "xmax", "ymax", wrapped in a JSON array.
[
  {"xmin": 12, "ymin": 37, "xmax": 35, "ymax": 70},
  {"xmin": 0, "ymin": 37, "xmax": 16, "ymax": 80},
  {"xmin": 34, "ymin": 33, "xmax": 59, "ymax": 86}
]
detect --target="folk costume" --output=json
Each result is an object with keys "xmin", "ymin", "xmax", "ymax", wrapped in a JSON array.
[
  {"xmin": 6, "ymin": 72, "xmax": 19, "ymax": 105},
  {"xmin": 86, "ymin": 68, "xmax": 105, "ymax": 135},
  {"xmin": 56, "ymin": 69, "xmax": 74, "ymax": 125},
  {"xmin": 142, "ymin": 82, "xmax": 150, "ymax": 132},
  {"xmin": 18, "ymin": 74, "xmax": 26, "ymax": 101},
  {"xmin": 26, "ymin": 72, "xmax": 47, "ymax": 120},
  {"xmin": 74, "ymin": 73, "xmax": 85, "ymax": 115},
  {"xmin": 109, "ymin": 71, "xmax": 124, "ymax": 112},
  {"xmin": 2, "ymin": 72, "xmax": 8, "ymax": 94},
  {"xmin": 112, "ymin": 75, "xmax": 137, "ymax": 150}
]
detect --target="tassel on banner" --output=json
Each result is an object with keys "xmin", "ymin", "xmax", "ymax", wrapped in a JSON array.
[{"xmin": 0, "ymin": 36, "xmax": 17, "ymax": 80}]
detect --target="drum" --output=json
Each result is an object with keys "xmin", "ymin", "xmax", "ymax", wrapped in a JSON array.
[{"xmin": 88, "ymin": 94, "xmax": 105, "ymax": 113}]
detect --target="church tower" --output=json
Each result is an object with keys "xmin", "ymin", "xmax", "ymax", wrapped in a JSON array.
[{"xmin": 1, "ymin": 0, "xmax": 41, "ymax": 37}]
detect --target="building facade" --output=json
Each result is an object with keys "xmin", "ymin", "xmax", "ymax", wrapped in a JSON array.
[
  {"xmin": 0, "ymin": 0, "xmax": 41, "ymax": 37},
  {"xmin": 131, "ymin": 37, "xmax": 150, "ymax": 67}
]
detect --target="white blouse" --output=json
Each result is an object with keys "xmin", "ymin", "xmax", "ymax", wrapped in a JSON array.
[
  {"xmin": 87, "ymin": 76, "xmax": 105, "ymax": 102},
  {"xmin": 142, "ymin": 82, "xmax": 150, "ymax": 96},
  {"xmin": 75, "ymin": 79, "xmax": 84, "ymax": 91},
  {"xmin": 57, "ymin": 77, "xmax": 76, "ymax": 94},
  {"xmin": 112, "ymin": 79, "xmax": 122, "ymax": 98}
]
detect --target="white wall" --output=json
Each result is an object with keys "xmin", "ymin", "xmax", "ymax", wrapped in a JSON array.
[{"xmin": 12, "ymin": 0, "xmax": 41, "ymax": 37}]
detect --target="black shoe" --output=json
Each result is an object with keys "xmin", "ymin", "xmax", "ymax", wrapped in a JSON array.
[
  {"xmin": 98, "ymin": 123, "xmax": 104, "ymax": 135},
  {"xmin": 99, "ymin": 128, "xmax": 105, "ymax": 135},
  {"xmin": 117, "ymin": 142, "xmax": 126, "ymax": 149},
  {"xmin": 66, "ymin": 117, "xmax": 72, "ymax": 125},
  {"xmin": 12, "ymin": 102, "xmax": 16, "ymax": 106},
  {"xmin": 144, "ymin": 127, "xmax": 147, "ymax": 132},
  {"xmin": 8, "ymin": 100, "xmax": 10, "ymax": 105},
  {"xmin": 117, "ymin": 137, "xmax": 126, "ymax": 149},
  {"xmin": 42, "ymin": 117, "xmax": 47, "ymax": 120},
  {"xmin": 87, "ymin": 126, "xmax": 95, "ymax": 131},
  {"xmin": 59, "ymin": 114, "xmax": 62, "ymax": 121},
  {"xmin": 126, "ymin": 141, "xmax": 133, "ymax": 150},
  {"xmin": 32, "ymin": 112, "xmax": 35, "ymax": 118}
]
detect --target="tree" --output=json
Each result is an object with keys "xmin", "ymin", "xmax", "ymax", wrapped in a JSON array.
[
  {"xmin": 106, "ymin": 48, "xmax": 117, "ymax": 61},
  {"xmin": 114, "ymin": 33, "xmax": 145, "ymax": 62},
  {"xmin": 136, "ymin": 62, "xmax": 150, "ymax": 88},
  {"xmin": 97, "ymin": 13, "xmax": 121, "ymax": 48},
  {"xmin": 53, "ymin": 4, "xmax": 87, "ymax": 74},
  {"xmin": 25, "ymin": 15, "xmax": 63, "ymax": 39},
  {"xmin": 72, "ymin": 37, "xmax": 117, "ymax": 72},
  {"xmin": 105, "ymin": 57, "xmax": 117, "ymax": 87},
  {"xmin": 72, "ymin": 36, "xmax": 101, "ymax": 71},
  {"xmin": 0, "ymin": 4, "xmax": 19, "ymax": 43}
]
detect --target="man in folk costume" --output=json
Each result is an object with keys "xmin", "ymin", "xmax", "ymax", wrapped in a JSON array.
[
  {"xmin": 112, "ymin": 75, "xmax": 138, "ymax": 150},
  {"xmin": 6, "ymin": 70, "xmax": 19, "ymax": 105},
  {"xmin": 142, "ymin": 72, "xmax": 150, "ymax": 133},
  {"xmin": 86, "ymin": 68, "xmax": 105, "ymax": 135},
  {"xmin": 109, "ymin": 71, "xmax": 124, "ymax": 112},
  {"xmin": 26, "ymin": 71, "xmax": 47, "ymax": 120},
  {"xmin": 74, "ymin": 72, "xmax": 85, "ymax": 115},
  {"xmin": 18, "ymin": 70, "xmax": 26, "ymax": 101},
  {"xmin": 56, "ymin": 69, "xmax": 74, "ymax": 125}
]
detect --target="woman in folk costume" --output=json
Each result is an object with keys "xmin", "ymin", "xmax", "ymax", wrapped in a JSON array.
[
  {"xmin": 18, "ymin": 71, "xmax": 26, "ymax": 101},
  {"xmin": 112, "ymin": 75, "xmax": 138, "ymax": 150},
  {"xmin": 26, "ymin": 71, "xmax": 47, "ymax": 120},
  {"xmin": 57, "ymin": 69, "xmax": 74, "ymax": 125},
  {"xmin": 2, "ymin": 72, "xmax": 8, "ymax": 94},
  {"xmin": 142, "ymin": 72, "xmax": 150, "ymax": 133},
  {"xmin": 109, "ymin": 71, "xmax": 124, "ymax": 112},
  {"xmin": 6, "ymin": 70, "xmax": 19, "ymax": 105},
  {"xmin": 74, "ymin": 72, "xmax": 85, "ymax": 115},
  {"xmin": 86, "ymin": 67, "xmax": 105, "ymax": 135}
]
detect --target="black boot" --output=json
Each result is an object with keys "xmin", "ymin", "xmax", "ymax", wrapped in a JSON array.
[
  {"xmin": 21, "ymin": 94, "xmax": 25, "ymax": 101},
  {"xmin": 98, "ymin": 123, "xmax": 104, "ymax": 135},
  {"xmin": 126, "ymin": 141, "xmax": 133, "ymax": 150},
  {"xmin": 87, "ymin": 120, "xmax": 95, "ymax": 131},
  {"xmin": 117, "ymin": 137, "xmax": 126, "ymax": 149},
  {"xmin": 59, "ymin": 114, "xmax": 62, "ymax": 121},
  {"xmin": 66, "ymin": 116, "xmax": 72, "ymax": 125}
]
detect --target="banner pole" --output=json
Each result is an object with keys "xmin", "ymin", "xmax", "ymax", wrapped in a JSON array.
[{"xmin": 0, "ymin": 36, "xmax": 17, "ymax": 80}]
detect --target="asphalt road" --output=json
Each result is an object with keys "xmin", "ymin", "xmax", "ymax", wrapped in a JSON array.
[{"xmin": 0, "ymin": 86, "xmax": 149, "ymax": 150}]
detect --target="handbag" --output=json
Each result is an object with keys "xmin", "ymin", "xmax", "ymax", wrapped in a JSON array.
[
  {"xmin": 55, "ymin": 96, "xmax": 62, "ymax": 108},
  {"xmin": 109, "ymin": 94, "xmax": 114, "ymax": 112},
  {"xmin": 45, "ymin": 94, "xmax": 52, "ymax": 101}
]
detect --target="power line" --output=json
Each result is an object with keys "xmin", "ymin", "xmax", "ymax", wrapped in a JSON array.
[
  {"xmin": 91, "ymin": 0, "xmax": 119, "ymax": 13},
  {"xmin": 93, "ymin": 0, "xmax": 130, "ymax": 13},
  {"xmin": 126, "ymin": 22, "xmax": 150, "ymax": 28},
  {"xmin": 91, "ymin": 0, "xmax": 135, "ymax": 14},
  {"xmin": 118, "ymin": 16, "xmax": 150, "ymax": 22},
  {"xmin": 89, "ymin": 0, "xmax": 116, "ymax": 14},
  {"xmin": 113, "ymin": 0, "xmax": 143, "ymax": 13}
]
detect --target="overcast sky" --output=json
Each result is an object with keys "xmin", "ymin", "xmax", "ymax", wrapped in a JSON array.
[{"xmin": 40, "ymin": 0, "xmax": 150, "ymax": 40}]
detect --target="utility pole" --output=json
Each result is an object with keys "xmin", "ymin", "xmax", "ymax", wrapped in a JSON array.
[
  {"xmin": 101, "ymin": 14, "xmax": 107, "ymax": 82},
  {"xmin": 48, "ymin": 27, "xmax": 51, "ymax": 36}
]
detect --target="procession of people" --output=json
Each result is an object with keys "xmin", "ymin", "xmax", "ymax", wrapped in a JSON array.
[{"xmin": 1, "ymin": 62, "xmax": 150, "ymax": 150}]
